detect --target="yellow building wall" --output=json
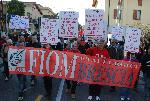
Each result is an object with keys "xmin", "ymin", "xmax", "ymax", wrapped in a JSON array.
[
  {"xmin": 103, "ymin": 0, "xmax": 150, "ymax": 27},
  {"xmin": 25, "ymin": 4, "xmax": 42, "ymax": 19}
]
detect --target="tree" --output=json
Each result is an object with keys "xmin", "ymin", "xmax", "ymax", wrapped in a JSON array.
[{"xmin": 7, "ymin": 0, "xmax": 25, "ymax": 17}]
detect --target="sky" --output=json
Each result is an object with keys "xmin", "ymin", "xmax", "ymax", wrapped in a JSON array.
[{"xmin": 6, "ymin": 0, "xmax": 105, "ymax": 25}]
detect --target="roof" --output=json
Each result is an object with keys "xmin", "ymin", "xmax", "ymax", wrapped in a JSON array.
[
  {"xmin": 37, "ymin": 4, "xmax": 55, "ymax": 15},
  {"xmin": 3, "ymin": 1, "xmax": 55, "ymax": 15}
]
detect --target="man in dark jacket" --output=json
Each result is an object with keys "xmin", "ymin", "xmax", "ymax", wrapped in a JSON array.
[
  {"xmin": 108, "ymin": 39, "xmax": 124, "ymax": 92},
  {"xmin": 56, "ymin": 37, "xmax": 67, "ymax": 51},
  {"xmin": 141, "ymin": 47, "xmax": 150, "ymax": 101}
]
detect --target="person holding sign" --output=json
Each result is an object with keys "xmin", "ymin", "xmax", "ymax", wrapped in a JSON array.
[{"xmin": 86, "ymin": 39, "xmax": 110, "ymax": 101}]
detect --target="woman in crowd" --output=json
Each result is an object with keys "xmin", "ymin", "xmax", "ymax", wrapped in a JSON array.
[{"xmin": 64, "ymin": 40, "xmax": 80, "ymax": 99}]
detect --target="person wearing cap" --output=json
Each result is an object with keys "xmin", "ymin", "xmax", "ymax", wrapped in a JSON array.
[
  {"xmin": 1, "ymin": 39, "xmax": 13, "ymax": 81},
  {"xmin": 86, "ymin": 39, "xmax": 110, "ymax": 101}
]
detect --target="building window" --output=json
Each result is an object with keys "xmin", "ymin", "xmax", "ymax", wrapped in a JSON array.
[
  {"xmin": 138, "ymin": 0, "xmax": 142, "ymax": 6},
  {"xmin": 118, "ymin": 0, "xmax": 123, "ymax": 5},
  {"xmin": 114, "ymin": 9, "xmax": 122, "ymax": 19},
  {"xmin": 133, "ymin": 10, "xmax": 141, "ymax": 20}
]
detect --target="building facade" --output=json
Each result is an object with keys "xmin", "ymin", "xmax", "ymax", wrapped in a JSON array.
[{"xmin": 104, "ymin": 0, "xmax": 150, "ymax": 27}]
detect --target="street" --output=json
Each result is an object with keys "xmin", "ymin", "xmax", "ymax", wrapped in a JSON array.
[{"xmin": 0, "ymin": 66, "xmax": 145, "ymax": 101}]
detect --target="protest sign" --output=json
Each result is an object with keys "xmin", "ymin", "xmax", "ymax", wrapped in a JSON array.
[
  {"xmin": 9, "ymin": 15, "xmax": 29, "ymax": 29},
  {"xmin": 8, "ymin": 46, "xmax": 141, "ymax": 88},
  {"xmin": 59, "ymin": 11, "xmax": 79, "ymax": 38},
  {"xmin": 85, "ymin": 9, "xmax": 106, "ymax": 40},
  {"xmin": 124, "ymin": 27, "xmax": 141, "ymax": 53},
  {"xmin": 40, "ymin": 18, "xmax": 59, "ymax": 45},
  {"xmin": 111, "ymin": 26, "xmax": 124, "ymax": 41}
]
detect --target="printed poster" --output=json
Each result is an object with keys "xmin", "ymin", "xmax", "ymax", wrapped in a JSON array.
[
  {"xmin": 40, "ymin": 18, "xmax": 59, "ymax": 45},
  {"xmin": 9, "ymin": 15, "xmax": 29, "ymax": 29},
  {"xmin": 124, "ymin": 27, "xmax": 141, "ymax": 53},
  {"xmin": 59, "ymin": 11, "xmax": 79, "ymax": 38},
  {"xmin": 85, "ymin": 9, "xmax": 106, "ymax": 41}
]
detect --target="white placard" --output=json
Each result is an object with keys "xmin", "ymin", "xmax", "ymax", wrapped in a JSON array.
[
  {"xmin": 94, "ymin": 21, "xmax": 108, "ymax": 41},
  {"xmin": 85, "ymin": 9, "xmax": 106, "ymax": 40},
  {"xmin": 124, "ymin": 27, "xmax": 141, "ymax": 53},
  {"xmin": 40, "ymin": 18, "xmax": 59, "ymax": 45},
  {"xmin": 9, "ymin": 15, "xmax": 29, "ymax": 29},
  {"xmin": 111, "ymin": 26, "xmax": 124, "ymax": 41},
  {"xmin": 59, "ymin": 11, "xmax": 79, "ymax": 38}
]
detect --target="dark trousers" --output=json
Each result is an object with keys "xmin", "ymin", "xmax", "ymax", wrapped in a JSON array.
[
  {"xmin": 66, "ymin": 80, "xmax": 77, "ymax": 94},
  {"xmin": 43, "ymin": 76, "xmax": 52, "ymax": 96},
  {"xmin": 17, "ymin": 74, "xmax": 26, "ymax": 95},
  {"xmin": 89, "ymin": 84, "xmax": 101, "ymax": 96},
  {"xmin": 31, "ymin": 75, "xmax": 36, "ymax": 81},
  {"xmin": 3, "ymin": 61, "xmax": 9, "ymax": 78}
]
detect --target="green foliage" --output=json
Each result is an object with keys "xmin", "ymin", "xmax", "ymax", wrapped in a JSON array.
[
  {"xmin": 7, "ymin": 0, "xmax": 25, "ymax": 16},
  {"xmin": 43, "ymin": 13, "xmax": 59, "ymax": 19}
]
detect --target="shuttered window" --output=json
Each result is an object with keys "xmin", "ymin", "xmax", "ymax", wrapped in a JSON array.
[
  {"xmin": 138, "ymin": 0, "xmax": 142, "ymax": 6},
  {"xmin": 133, "ymin": 10, "xmax": 141, "ymax": 20}
]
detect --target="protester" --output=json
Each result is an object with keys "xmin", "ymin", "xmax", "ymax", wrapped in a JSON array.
[
  {"xmin": 28, "ymin": 34, "xmax": 41, "ymax": 86},
  {"xmin": 86, "ymin": 39, "xmax": 110, "ymax": 101},
  {"xmin": 1, "ymin": 39, "xmax": 13, "ymax": 81},
  {"xmin": 16, "ymin": 34, "xmax": 27, "ymax": 101},
  {"xmin": 78, "ymin": 36, "xmax": 90, "ymax": 54},
  {"xmin": 108, "ymin": 39, "xmax": 124, "ymax": 92},
  {"xmin": 56, "ymin": 37, "xmax": 67, "ymax": 51},
  {"xmin": 0, "ymin": 33, "xmax": 7, "ymax": 51},
  {"xmin": 141, "ymin": 47, "xmax": 150, "ymax": 101},
  {"xmin": 64, "ymin": 40, "xmax": 80, "ymax": 99},
  {"xmin": 108, "ymin": 39, "xmax": 119, "ymax": 92},
  {"xmin": 119, "ymin": 52, "xmax": 138, "ymax": 101},
  {"xmin": 42, "ymin": 43, "xmax": 53, "ymax": 99}
]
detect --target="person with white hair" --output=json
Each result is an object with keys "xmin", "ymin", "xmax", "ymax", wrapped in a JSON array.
[{"xmin": 1, "ymin": 39, "xmax": 13, "ymax": 81}]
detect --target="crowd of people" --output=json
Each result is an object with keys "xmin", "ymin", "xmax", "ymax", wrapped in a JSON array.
[{"xmin": 0, "ymin": 30, "xmax": 150, "ymax": 101}]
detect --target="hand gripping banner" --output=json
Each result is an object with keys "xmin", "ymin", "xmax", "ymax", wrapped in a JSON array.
[{"xmin": 8, "ymin": 46, "xmax": 141, "ymax": 88}]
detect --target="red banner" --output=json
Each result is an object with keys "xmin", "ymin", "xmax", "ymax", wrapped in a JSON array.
[{"xmin": 8, "ymin": 46, "xmax": 141, "ymax": 88}]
